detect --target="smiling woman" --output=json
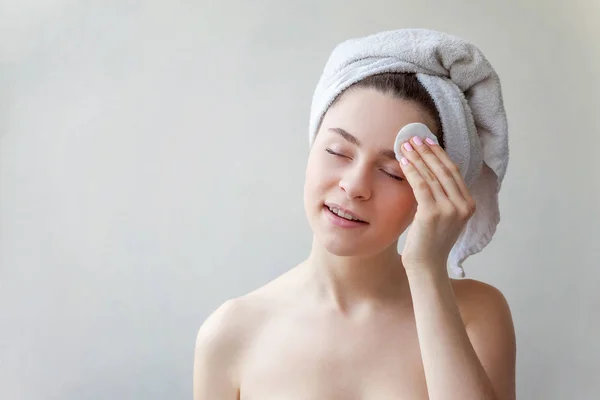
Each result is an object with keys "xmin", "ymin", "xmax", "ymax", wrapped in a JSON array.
[
  {"xmin": 194, "ymin": 29, "xmax": 516, "ymax": 400},
  {"xmin": 304, "ymin": 85, "xmax": 433, "ymax": 258}
]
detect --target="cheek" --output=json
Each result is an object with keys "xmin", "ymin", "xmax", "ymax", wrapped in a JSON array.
[
  {"xmin": 304, "ymin": 152, "xmax": 332, "ymax": 206},
  {"xmin": 305, "ymin": 151, "xmax": 338, "ymax": 190},
  {"xmin": 376, "ymin": 185, "xmax": 417, "ymax": 224}
]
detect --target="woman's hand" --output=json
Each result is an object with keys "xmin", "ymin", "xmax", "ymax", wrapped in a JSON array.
[{"xmin": 398, "ymin": 135, "xmax": 475, "ymax": 276}]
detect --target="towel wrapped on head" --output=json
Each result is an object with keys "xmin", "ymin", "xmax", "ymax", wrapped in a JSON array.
[{"xmin": 308, "ymin": 29, "xmax": 509, "ymax": 277}]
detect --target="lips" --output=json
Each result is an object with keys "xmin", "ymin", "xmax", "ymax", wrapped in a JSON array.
[{"xmin": 324, "ymin": 203, "xmax": 368, "ymax": 223}]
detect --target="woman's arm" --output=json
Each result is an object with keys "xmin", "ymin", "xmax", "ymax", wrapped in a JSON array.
[
  {"xmin": 407, "ymin": 269, "xmax": 516, "ymax": 400},
  {"xmin": 396, "ymin": 135, "xmax": 516, "ymax": 399}
]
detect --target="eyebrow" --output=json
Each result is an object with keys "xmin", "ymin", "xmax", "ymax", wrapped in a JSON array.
[{"xmin": 329, "ymin": 127, "xmax": 397, "ymax": 161}]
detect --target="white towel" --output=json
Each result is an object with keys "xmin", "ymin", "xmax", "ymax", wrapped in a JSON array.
[{"xmin": 308, "ymin": 29, "xmax": 509, "ymax": 277}]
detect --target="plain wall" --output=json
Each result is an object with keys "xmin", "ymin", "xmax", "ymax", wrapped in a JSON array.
[{"xmin": 1, "ymin": 0, "xmax": 599, "ymax": 399}]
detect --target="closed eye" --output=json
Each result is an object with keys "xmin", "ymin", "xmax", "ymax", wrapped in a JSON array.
[
  {"xmin": 327, "ymin": 148, "xmax": 403, "ymax": 181},
  {"xmin": 325, "ymin": 148, "xmax": 349, "ymax": 158},
  {"xmin": 383, "ymin": 170, "xmax": 404, "ymax": 182}
]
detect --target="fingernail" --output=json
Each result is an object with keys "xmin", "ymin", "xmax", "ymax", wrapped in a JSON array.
[
  {"xmin": 412, "ymin": 136, "xmax": 423, "ymax": 146},
  {"xmin": 403, "ymin": 142, "xmax": 413, "ymax": 151},
  {"xmin": 401, "ymin": 157, "xmax": 408, "ymax": 165},
  {"xmin": 425, "ymin": 137, "xmax": 437, "ymax": 146}
]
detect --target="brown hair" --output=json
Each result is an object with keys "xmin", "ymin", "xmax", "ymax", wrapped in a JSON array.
[{"xmin": 328, "ymin": 73, "xmax": 444, "ymax": 148}]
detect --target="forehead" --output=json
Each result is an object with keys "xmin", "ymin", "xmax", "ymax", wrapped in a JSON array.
[{"xmin": 320, "ymin": 88, "xmax": 435, "ymax": 146}]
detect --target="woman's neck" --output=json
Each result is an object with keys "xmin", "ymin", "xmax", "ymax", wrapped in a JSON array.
[{"xmin": 303, "ymin": 236, "xmax": 411, "ymax": 314}]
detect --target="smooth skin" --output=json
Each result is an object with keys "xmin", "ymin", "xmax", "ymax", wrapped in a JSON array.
[{"xmin": 194, "ymin": 88, "xmax": 516, "ymax": 400}]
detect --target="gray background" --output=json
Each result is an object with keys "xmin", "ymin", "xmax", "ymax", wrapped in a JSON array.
[{"xmin": 1, "ymin": 0, "xmax": 599, "ymax": 399}]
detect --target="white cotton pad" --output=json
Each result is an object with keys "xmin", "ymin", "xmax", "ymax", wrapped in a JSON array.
[{"xmin": 393, "ymin": 122, "xmax": 440, "ymax": 161}]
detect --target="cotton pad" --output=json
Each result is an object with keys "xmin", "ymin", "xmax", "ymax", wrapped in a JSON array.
[{"xmin": 393, "ymin": 122, "xmax": 440, "ymax": 161}]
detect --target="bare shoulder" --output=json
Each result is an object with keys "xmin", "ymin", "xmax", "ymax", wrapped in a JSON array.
[
  {"xmin": 193, "ymin": 295, "xmax": 272, "ymax": 399},
  {"xmin": 195, "ymin": 298, "xmax": 250, "ymax": 352},
  {"xmin": 450, "ymin": 278, "xmax": 513, "ymax": 327},
  {"xmin": 193, "ymin": 264, "xmax": 310, "ymax": 398},
  {"xmin": 194, "ymin": 268, "xmax": 300, "ymax": 365},
  {"xmin": 194, "ymin": 299, "xmax": 247, "ymax": 377},
  {"xmin": 450, "ymin": 279, "xmax": 517, "ymax": 399},
  {"xmin": 194, "ymin": 293, "xmax": 272, "ymax": 359}
]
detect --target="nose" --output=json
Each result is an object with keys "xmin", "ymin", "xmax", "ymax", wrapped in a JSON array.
[{"xmin": 339, "ymin": 164, "xmax": 372, "ymax": 201}]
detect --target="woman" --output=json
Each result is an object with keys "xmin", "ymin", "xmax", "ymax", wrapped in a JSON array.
[{"xmin": 194, "ymin": 31, "xmax": 516, "ymax": 400}]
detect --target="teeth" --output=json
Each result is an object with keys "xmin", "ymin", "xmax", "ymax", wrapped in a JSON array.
[{"xmin": 328, "ymin": 206, "xmax": 361, "ymax": 222}]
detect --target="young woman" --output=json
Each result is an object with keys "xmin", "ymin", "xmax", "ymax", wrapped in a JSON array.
[{"xmin": 194, "ymin": 39, "xmax": 516, "ymax": 400}]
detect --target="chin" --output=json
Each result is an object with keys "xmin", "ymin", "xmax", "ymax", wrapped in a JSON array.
[
  {"xmin": 321, "ymin": 239, "xmax": 366, "ymax": 257},
  {"xmin": 315, "ymin": 225, "xmax": 402, "ymax": 258},
  {"xmin": 315, "ymin": 229, "xmax": 385, "ymax": 257}
]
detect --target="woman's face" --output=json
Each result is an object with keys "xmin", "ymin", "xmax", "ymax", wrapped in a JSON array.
[{"xmin": 304, "ymin": 87, "xmax": 437, "ymax": 257}]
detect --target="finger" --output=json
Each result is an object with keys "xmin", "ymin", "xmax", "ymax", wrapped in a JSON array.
[
  {"xmin": 399, "ymin": 140, "xmax": 447, "ymax": 203},
  {"xmin": 419, "ymin": 137, "xmax": 474, "ymax": 206},
  {"xmin": 409, "ymin": 136, "xmax": 467, "ymax": 206},
  {"xmin": 398, "ymin": 155, "xmax": 436, "ymax": 208}
]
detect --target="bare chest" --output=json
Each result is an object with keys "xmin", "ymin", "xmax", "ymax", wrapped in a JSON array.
[{"xmin": 239, "ymin": 313, "xmax": 428, "ymax": 400}]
